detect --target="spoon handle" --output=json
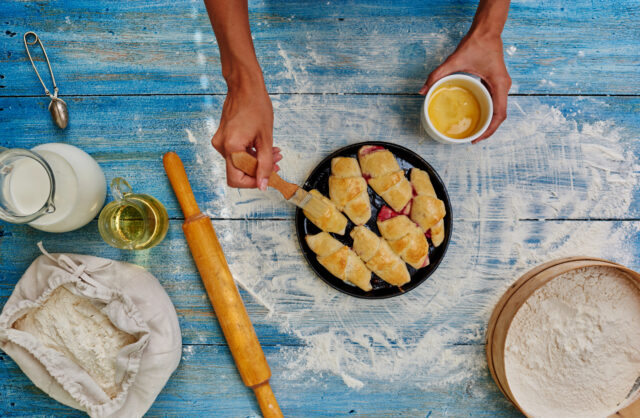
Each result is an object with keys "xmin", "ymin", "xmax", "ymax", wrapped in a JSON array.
[{"xmin": 24, "ymin": 31, "xmax": 58, "ymax": 98}]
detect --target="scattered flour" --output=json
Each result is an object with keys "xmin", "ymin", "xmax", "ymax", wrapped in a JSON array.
[
  {"xmin": 182, "ymin": 345, "xmax": 196, "ymax": 362},
  {"xmin": 185, "ymin": 89, "xmax": 638, "ymax": 391},
  {"xmin": 173, "ymin": 3, "xmax": 640, "ymax": 404},
  {"xmin": 277, "ymin": 42, "xmax": 307, "ymax": 91},
  {"xmin": 185, "ymin": 96, "xmax": 639, "ymax": 392},
  {"xmin": 185, "ymin": 128, "xmax": 197, "ymax": 144},
  {"xmin": 505, "ymin": 267, "xmax": 640, "ymax": 418}
]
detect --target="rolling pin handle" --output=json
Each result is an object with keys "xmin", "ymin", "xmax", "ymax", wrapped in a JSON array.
[
  {"xmin": 252, "ymin": 381, "xmax": 283, "ymax": 418},
  {"xmin": 163, "ymin": 152, "xmax": 201, "ymax": 219},
  {"xmin": 165, "ymin": 151, "xmax": 283, "ymax": 416}
]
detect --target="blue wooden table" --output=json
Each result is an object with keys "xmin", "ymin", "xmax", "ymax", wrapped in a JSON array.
[{"xmin": 1, "ymin": 1, "xmax": 639, "ymax": 416}]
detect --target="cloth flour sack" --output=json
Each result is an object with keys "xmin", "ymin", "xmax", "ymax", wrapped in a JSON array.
[{"xmin": 0, "ymin": 244, "xmax": 182, "ymax": 417}]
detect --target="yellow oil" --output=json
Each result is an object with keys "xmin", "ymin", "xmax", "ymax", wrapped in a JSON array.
[
  {"xmin": 98, "ymin": 194, "xmax": 168, "ymax": 250},
  {"xmin": 428, "ymin": 83, "xmax": 481, "ymax": 139}
]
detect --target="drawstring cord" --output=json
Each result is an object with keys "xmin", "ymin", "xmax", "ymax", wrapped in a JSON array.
[{"xmin": 37, "ymin": 242, "xmax": 106, "ymax": 290}]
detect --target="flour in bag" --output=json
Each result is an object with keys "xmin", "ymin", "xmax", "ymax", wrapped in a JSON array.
[
  {"xmin": 505, "ymin": 267, "xmax": 640, "ymax": 418},
  {"xmin": 13, "ymin": 286, "xmax": 136, "ymax": 398}
]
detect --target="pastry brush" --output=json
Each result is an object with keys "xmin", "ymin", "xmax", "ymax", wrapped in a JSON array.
[{"xmin": 231, "ymin": 152, "xmax": 332, "ymax": 218}]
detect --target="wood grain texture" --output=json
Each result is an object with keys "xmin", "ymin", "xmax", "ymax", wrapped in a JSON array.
[
  {"xmin": 164, "ymin": 151, "xmax": 281, "ymax": 417},
  {"xmin": 0, "ymin": 344, "xmax": 519, "ymax": 417},
  {"xmin": 0, "ymin": 0, "xmax": 638, "ymax": 95},
  {"xmin": 1, "ymin": 0, "xmax": 639, "ymax": 416},
  {"xmin": 0, "ymin": 95, "xmax": 638, "ymax": 220},
  {"xmin": 2, "ymin": 218, "xmax": 639, "ymax": 340},
  {"xmin": 0, "ymin": 219, "xmax": 638, "ymax": 415}
]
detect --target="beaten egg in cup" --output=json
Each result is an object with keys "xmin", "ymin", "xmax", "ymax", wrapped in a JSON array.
[{"xmin": 421, "ymin": 74, "xmax": 493, "ymax": 144}]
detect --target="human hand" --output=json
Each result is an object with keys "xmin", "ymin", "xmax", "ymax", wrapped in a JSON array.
[
  {"xmin": 419, "ymin": 33, "xmax": 511, "ymax": 143},
  {"xmin": 212, "ymin": 84, "xmax": 282, "ymax": 189}
]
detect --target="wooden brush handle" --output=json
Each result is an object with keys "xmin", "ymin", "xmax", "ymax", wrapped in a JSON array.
[
  {"xmin": 231, "ymin": 152, "xmax": 298, "ymax": 199},
  {"xmin": 163, "ymin": 152, "xmax": 283, "ymax": 418}
]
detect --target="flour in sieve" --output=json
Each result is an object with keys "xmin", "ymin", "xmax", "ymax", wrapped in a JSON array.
[{"xmin": 505, "ymin": 266, "xmax": 640, "ymax": 418}]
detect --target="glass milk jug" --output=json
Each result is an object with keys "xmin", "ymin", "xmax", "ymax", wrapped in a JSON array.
[{"xmin": 0, "ymin": 143, "xmax": 106, "ymax": 232}]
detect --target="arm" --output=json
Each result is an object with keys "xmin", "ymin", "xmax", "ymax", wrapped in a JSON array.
[
  {"xmin": 204, "ymin": 0, "xmax": 282, "ymax": 189},
  {"xmin": 420, "ymin": 0, "xmax": 512, "ymax": 143}
]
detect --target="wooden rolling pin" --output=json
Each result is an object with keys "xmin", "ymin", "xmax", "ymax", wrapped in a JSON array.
[{"xmin": 163, "ymin": 152, "xmax": 282, "ymax": 418}]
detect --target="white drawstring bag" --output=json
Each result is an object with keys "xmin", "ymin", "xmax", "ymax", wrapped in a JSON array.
[{"xmin": 0, "ymin": 243, "xmax": 182, "ymax": 417}]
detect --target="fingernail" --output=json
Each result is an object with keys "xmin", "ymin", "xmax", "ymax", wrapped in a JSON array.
[{"xmin": 259, "ymin": 179, "xmax": 268, "ymax": 191}]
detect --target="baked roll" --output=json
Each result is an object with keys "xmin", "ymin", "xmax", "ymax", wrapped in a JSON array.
[
  {"xmin": 411, "ymin": 195, "xmax": 445, "ymax": 231},
  {"xmin": 329, "ymin": 157, "xmax": 371, "ymax": 225},
  {"xmin": 303, "ymin": 189, "xmax": 348, "ymax": 235},
  {"xmin": 410, "ymin": 166, "xmax": 437, "ymax": 197},
  {"xmin": 350, "ymin": 226, "xmax": 410, "ymax": 286},
  {"xmin": 377, "ymin": 206, "xmax": 429, "ymax": 269},
  {"xmin": 305, "ymin": 232, "xmax": 372, "ymax": 291},
  {"xmin": 358, "ymin": 146, "xmax": 412, "ymax": 213},
  {"xmin": 430, "ymin": 219, "xmax": 445, "ymax": 248},
  {"xmin": 409, "ymin": 168, "xmax": 446, "ymax": 246}
]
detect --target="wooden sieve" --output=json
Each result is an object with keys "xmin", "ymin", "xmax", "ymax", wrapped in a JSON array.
[{"xmin": 486, "ymin": 257, "xmax": 640, "ymax": 417}]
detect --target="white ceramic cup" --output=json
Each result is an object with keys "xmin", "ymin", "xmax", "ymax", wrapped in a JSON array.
[{"xmin": 420, "ymin": 73, "xmax": 493, "ymax": 144}]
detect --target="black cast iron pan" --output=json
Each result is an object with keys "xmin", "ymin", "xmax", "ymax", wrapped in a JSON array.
[{"xmin": 295, "ymin": 141, "xmax": 452, "ymax": 299}]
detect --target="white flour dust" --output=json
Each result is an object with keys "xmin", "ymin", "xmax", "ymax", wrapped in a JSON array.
[
  {"xmin": 505, "ymin": 267, "xmax": 640, "ymax": 418},
  {"xmin": 185, "ymin": 96, "xmax": 638, "ymax": 391}
]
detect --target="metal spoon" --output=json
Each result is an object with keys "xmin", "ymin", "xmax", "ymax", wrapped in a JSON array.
[{"xmin": 24, "ymin": 31, "xmax": 69, "ymax": 129}]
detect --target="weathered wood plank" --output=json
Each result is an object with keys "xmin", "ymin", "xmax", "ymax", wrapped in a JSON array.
[
  {"xmin": 1, "ymin": 95, "xmax": 638, "ymax": 220},
  {"xmin": 1, "ymin": 1, "xmax": 638, "ymax": 416},
  {"xmin": 0, "ymin": 221, "xmax": 301, "ymax": 347},
  {"xmin": 0, "ymin": 344, "xmax": 520, "ymax": 417},
  {"xmin": 0, "ymin": 0, "xmax": 638, "ymax": 95},
  {"xmin": 1, "ymin": 215, "xmax": 637, "ymax": 416},
  {"xmin": 1, "ymin": 219, "xmax": 638, "ymax": 344}
]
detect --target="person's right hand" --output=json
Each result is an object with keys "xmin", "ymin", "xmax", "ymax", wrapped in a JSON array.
[
  {"xmin": 419, "ymin": 32, "xmax": 511, "ymax": 143},
  {"xmin": 212, "ymin": 83, "xmax": 282, "ymax": 189}
]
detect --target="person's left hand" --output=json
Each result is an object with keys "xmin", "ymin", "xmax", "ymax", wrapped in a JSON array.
[{"xmin": 420, "ymin": 33, "xmax": 511, "ymax": 143}]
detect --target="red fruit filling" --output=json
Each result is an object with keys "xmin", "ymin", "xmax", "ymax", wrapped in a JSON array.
[
  {"xmin": 421, "ymin": 257, "xmax": 430, "ymax": 268},
  {"xmin": 363, "ymin": 173, "xmax": 371, "ymax": 181},
  {"xmin": 377, "ymin": 205, "xmax": 401, "ymax": 222},
  {"xmin": 358, "ymin": 145, "xmax": 386, "ymax": 157},
  {"xmin": 425, "ymin": 230, "xmax": 432, "ymax": 239}
]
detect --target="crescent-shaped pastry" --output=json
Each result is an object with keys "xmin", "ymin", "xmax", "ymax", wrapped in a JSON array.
[
  {"xmin": 377, "ymin": 206, "xmax": 429, "ymax": 269},
  {"xmin": 350, "ymin": 226, "xmax": 410, "ymax": 286},
  {"xmin": 409, "ymin": 166, "xmax": 437, "ymax": 197},
  {"xmin": 411, "ymin": 195, "xmax": 445, "ymax": 231},
  {"xmin": 358, "ymin": 146, "xmax": 412, "ymax": 213},
  {"xmin": 305, "ymin": 232, "xmax": 372, "ymax": 291},
  {"xmin": 409, "ymin": 168, "xmax": 447, "ymax": 246},
  {"xmin": 430, "ymin": 219, "xmax": 445, "ymax": 247},
  {"xmin": 303, "ymin": 189, "xmax": 348, "ymax": 235},
  {"xmin": 329, "ymin": 157, "xmax": 371, "ymax": 225}
]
